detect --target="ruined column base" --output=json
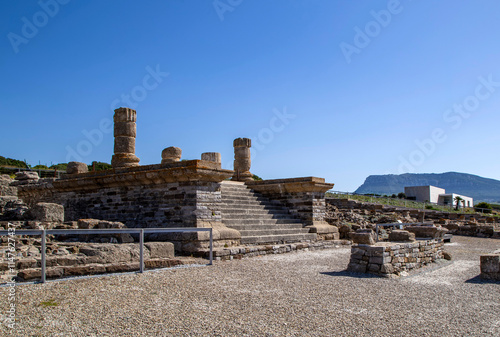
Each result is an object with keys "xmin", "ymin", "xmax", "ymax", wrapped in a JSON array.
[
  {"xmin": 231, "ymin": 171, "xmax": 253, "ymax": 182},
  {"xmin": 111, "ymin": 154, "xmax": 140, "ymax": 168},
  {"xmin": 305, "ymin": 221, "xmax": 340, "ymax": 240}
]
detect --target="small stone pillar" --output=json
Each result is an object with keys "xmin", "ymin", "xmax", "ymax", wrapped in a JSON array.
[
  {"xmin": 66, "ymin": 162, "xmax": 88, "ymax": 175},
  {"xmin": 201, "ymin": 152, "xmax": 221, "ymax": 164},
  {"xmin": 111, "ymin": 107, "xmax": 140, "ymax": 168},
  {"xmin": 232, "ymin": 138, "xmax": 252, "ymax": 181},
  {"xmin": 161, "ymin": 146, "xmax": 182, "ymax": 164}
]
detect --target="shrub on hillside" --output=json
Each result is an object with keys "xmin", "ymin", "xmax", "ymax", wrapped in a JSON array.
[{"xmin": 475, "ymin": 202, "xmax": 492, "ymax": 213}]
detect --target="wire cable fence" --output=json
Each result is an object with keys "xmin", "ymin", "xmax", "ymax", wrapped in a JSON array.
[{"xmin": 326, "ymin": 190, "xmax": 495, "ymax": 214}]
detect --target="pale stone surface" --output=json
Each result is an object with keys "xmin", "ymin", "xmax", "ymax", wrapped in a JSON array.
[
  {"xmin": 28, "ymin": 203, "xmax": 64, "ymax": 222},
  {"xmin": 351, "ymin": 229, "xmax": 375, "ymax": 245},
  {"xmin": 66, "ymin": 162, "xmax": 88, "ymax": 174},
  {"xmin": 406, "ymin": 225, "xmax": 448, "ymax": 239},
  {"xmin": 145, "ymin": 242, "xmax": 175, "ymax": 259},
  {"xmin": 389, "ymin": 229, "xmax": 416, "ymax": 242},
  {"xmin": 15, "ymin": 171, "xmax": 39, "ymax": 181},
  {"xmin": 161, "ymin": 146, "xmax": 182, "ymax": 164},
  {"xmin": 201, "ymin": 152, "xmax": 221, "ymax": 163}
]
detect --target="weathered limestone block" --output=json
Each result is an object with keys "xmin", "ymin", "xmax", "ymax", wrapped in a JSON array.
[
  {"xmin": 406, "ymin": 225, "xmax": 448, "ymax": 239},
  {"xmin": 12, "ymin": 171, "xmax": 40, "ymax": 186},
  {"xmin": 161, "ymin": 146, "xmax": 182, "ymax": 164},
  {"xmin": 201, "ymin": 152, "xmax": 221, "ymax": 163},
  {"xmin": 66, "ymin": 162, "xmax": 88, "ymax": 175},
  {"xmin": 389, "ymin": 230, "xmax": 416, "ymax": 242},
  {"xmin": 79, "ymin": 243, "xmax": 150, "ymax": 263},
  {"xmin": 1, "ymin": 199, "xmax": 29, "ymax": 220},
  {"xmin": 145, "ymin": 242, "xmax": 175, "ymax": 259},
  {"xmin": 15, "ymin": 171, "xmax": 39, "ymax": 181},
  {"xmin": 351, "ymin": 229, "xmax": 375, "ymax": 245},
  {"xmin": 0, "ymin": 175, "xmax": 17, "ymax": 197},
  {"xmin": 27, "ymin": 202, "xmax": 64, "ymax": 222},
  {"xmin": 480, "ymin": 254, "xmax": 500, "ymax": 280},
  {"xmin": 77, "ymin": 219, "xmax": 133, "ymax": 243},
  {"xmin": 111, "ymin": 107, "xmax": 140, "ymax": 168},
  {"xmin": 232, "ymin": 138, "xmax": 252, "ymax": 181}
]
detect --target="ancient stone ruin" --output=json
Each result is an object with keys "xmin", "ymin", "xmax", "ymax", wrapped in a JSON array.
[{"xmin": 10, "ymin": 107, "xmax": 338, "ymax": 257}]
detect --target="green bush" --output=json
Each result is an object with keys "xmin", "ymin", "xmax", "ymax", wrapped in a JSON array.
[
  {"xmin": 0, "ymin": 156, "xmax": 28, "ymax": 168},
  {"xmin": 49, "ymin": 163, "xmax": 68, "ymax": 171},
  {"xmin": 475, "ymin": 202, "xmax": 492, "ymax": 213}
]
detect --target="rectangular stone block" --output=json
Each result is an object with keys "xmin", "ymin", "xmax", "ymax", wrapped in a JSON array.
[{"xmin": 480, "ymin": 254, "xmax": 500, "ymax": 273}]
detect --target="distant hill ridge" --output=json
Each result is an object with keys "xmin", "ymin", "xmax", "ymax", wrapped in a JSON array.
[{"xmin": 355, "ymin": 172, "xmax": 500, "ymax": 203}]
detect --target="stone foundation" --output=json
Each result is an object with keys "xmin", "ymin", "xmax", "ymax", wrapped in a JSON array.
[
  {"xmin": 211, "ymin": 240, "xmax": 350, "ymax": 261},
  {"xmin": 16, "ymin": 160, "xmax": 240, "ymax": 252},
  {"xmin": 347, "ymin": 239, "xmax": 445, "ymax": 277},
  {"xmin": 480, "ymin": 253, "xmax": 500, "ymax": 281}
]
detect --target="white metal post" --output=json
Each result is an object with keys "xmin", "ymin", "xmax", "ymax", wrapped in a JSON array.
[
  {"xmin": 41, "ymin": 229, "xmax": 46, "ymax": 283},
  {"xmin": 209, "ymin": 229, "xmax": 213, "ymax": 265},
  {"xmin": 139, "ymin": 229, "xmax": 144, "ymax": 273}
]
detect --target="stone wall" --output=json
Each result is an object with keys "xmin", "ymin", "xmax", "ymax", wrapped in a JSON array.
[
  {"xmin": 16, "ymin": 160, "xmax": 240, "ymax": 252},
  {"xmin": 347, "ymin": 239, "xmax": 445, "ymax": 277}
]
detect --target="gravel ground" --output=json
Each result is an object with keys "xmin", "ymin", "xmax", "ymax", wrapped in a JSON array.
[{"xmin": 1, "ymin": 236, "xmax": 499, "ymax": 336}]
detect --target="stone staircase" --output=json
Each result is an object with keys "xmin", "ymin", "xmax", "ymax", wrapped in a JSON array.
[{"xmin": 220, "ymin": 181, "xmax": 317, "ymax": 244}]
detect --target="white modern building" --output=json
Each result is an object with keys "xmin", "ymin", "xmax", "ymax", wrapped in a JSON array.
[{"xmin": 404, "ymin": 185, "xmax": 473, "ymax": 208}]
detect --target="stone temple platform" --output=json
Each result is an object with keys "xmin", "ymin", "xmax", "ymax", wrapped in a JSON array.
[{"xmin": 15, "ymin": 107, "xmax": 339, "ymax": 254}]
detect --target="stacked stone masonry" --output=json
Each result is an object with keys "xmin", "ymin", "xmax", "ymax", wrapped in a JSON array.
[{"xmin": 347, "ymin": 239, "xmax": 445, "ymax": 277}]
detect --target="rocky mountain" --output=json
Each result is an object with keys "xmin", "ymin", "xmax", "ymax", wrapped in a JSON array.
[{"xmin": 355, "ymin": 172, "xmax": 500, "ymax": 203}]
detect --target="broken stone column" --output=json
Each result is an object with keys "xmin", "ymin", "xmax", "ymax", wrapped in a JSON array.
[
  {"xmin": 161, "ymin": 146, "xmax": 182, "ymax": 164},
  {"xmin": 232, "ymin": 138, "xmax": 252, "ymax": 181},
  {"xmin": 111, "ymin": 107, "xmax": 140, "ymax": 168},
  {"xmin": 66, "ymin": 162, "xmax": 88, "ymax": 175},
  {"xmin": 201, "ymin": 152, "xmax": 221, "ymax": 164}
]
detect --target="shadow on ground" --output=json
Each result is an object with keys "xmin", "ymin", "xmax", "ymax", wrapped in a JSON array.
[
  {"xmin": 465, "ymin": 275, "xmax": 500, "ymax": 284},
  {"xmin": 320, "ymin": 270, "xmax": 382, "ymax": 279}
]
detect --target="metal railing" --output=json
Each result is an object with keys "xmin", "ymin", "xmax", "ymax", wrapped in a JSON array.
[{"xmin": 0, "ymin": 227, "xmax": 213, "ymax": 283}]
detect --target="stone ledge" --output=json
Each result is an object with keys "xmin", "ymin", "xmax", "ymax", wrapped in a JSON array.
[
  {"xmin": 200, "ymin": 240, "xmax": 351, "ymax": 260},
  {"xmin": 246, "ymin": 177, "xmax": 334, "ymax": 194},
  {"xmin": 18, "ymin": 160, "xmax": 234, "ymax": 193}
]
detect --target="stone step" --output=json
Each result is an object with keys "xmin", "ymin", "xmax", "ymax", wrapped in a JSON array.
[
  {"xmin": 222, "ymin": 208, "xmax": 295, "ymax": 219},
  {"xmin": 222, "ymin": 218, "xmax": 302, "ymax": 225},
  {"xmin": 240, "ymin": 233, "xmax": 317, "ymax": 245},
  {"xmin": 222, "ymin": 213, "xmax": 298, "ymax": 220},
  {"xmin": 220, "ymin": 204, "xmax": 286, "ymax": 211},
  {"xmin": 239, "ymin": 228, "xmax": 311, "ymax": 236},
  {"xmin": 220, "ymin": 181, "xmax": 315, "ymax": 245},
  {"xmin": 221, "ymin": 195, "xmax": 268, "ymax": 201},
  {"xmin": 225, "ymin": 223, "xmax": 304, "ymax": 230},
  {"xmin": 221, "ymin": 199, "xmax": 279, "ymax": 206}
]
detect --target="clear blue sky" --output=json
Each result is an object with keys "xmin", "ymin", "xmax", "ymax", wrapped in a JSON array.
[{"xmin": 1, "ymin": 0, "xmax": 500, "ymax": 191}]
